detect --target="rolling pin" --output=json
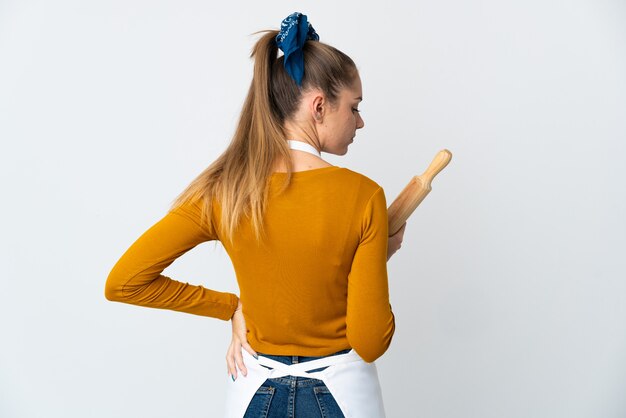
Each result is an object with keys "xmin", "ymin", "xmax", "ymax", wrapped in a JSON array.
[{"xmin": 387, "ymin": 149, "xmax": 452, "ymax": 235}]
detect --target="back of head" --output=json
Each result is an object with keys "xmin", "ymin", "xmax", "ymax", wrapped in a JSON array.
[
  {"xmin": 171, "ymin": 14, "xmax": 359, "ymax": 246},
  {"xmin": 260, "ymin": 31, "xmax": 359, "ymax": 123}
]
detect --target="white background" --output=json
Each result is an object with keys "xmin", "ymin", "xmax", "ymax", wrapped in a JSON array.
[{"xmin": 1, "ymin": 1, "xmax": 625, "ymax": 417}]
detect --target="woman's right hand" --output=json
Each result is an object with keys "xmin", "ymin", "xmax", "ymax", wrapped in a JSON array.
[
  {"xmin": 387, "ymin": 222, "xmax": 407, "ymax": 262},
  {"xmin": 226, "ymin": 300, "xmax": 258, "ymax": 381}
]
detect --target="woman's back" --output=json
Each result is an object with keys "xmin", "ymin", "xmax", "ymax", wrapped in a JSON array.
[{"xmin": 213, "ymin": 166, "xmax": 394, "ymax": 362}]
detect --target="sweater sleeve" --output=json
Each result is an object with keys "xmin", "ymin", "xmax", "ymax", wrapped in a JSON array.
[
  {"xmin": 346, "ymin": 187, "xmax": 396, "ymax": 363},
  {"xmin": 104, "ymin": 199, "xmax": 239, "ymax": 320}
]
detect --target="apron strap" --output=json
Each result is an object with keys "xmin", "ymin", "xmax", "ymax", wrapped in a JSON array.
[{"xmin": 254, "ymin": 349, "xmax": 361, "ymax": 379}]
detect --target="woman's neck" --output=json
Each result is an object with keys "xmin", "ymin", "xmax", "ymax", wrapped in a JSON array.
[{"xmin": 272, "ymin": 150, "xmax": 333, "ymax": 172}]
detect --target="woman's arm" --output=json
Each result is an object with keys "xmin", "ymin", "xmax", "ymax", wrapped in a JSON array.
[
  {"xmin": 104, "ymin": 200, "xmax": 239, "ymax": 320},
  {"xmin": 346, "ymin": 187, "xmax": 396, "ymax": 363}
]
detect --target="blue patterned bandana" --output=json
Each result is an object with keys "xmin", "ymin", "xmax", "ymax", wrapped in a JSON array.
[{"xmin": 275, "ymin": 12, "xmax": 320, "ymax": 86}]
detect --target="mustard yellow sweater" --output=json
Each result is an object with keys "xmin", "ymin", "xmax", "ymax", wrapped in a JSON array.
[{"xmin": 105, "ymin": 166, "xmax": 395, "ymax": 362}]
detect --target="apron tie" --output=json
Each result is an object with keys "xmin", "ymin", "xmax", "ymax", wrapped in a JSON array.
[{"xmin": 255, "ymin": 350, "xmax": 361, "ymax": 379}]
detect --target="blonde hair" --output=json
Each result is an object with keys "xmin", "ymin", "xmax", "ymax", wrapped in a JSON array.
[{"xmin": 169, "ymin": 29, "xmax": 358, "ymax": 246}]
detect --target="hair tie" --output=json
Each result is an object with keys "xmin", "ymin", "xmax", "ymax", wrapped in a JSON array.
[{"xmin": 275, "ymin": 12, "xmax": 319, "ymax": 87}]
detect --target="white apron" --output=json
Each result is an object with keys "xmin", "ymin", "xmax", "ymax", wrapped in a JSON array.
[{"xmin": 224, "ymin": 348, "xmax": 386, "ymax": 418}]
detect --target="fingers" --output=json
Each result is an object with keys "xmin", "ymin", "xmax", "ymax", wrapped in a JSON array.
[
  {"xmin": 390, "ymin": 222, "xmax": 407, "ymax": 238},
  {"xmin": 387, "ymin": 222, "xmax": 407, "ymax": 262},
  {"xmin": 226, "ymin": 344, "xmax": 237, "ymax": 381},
  {"xmin": 226, "ymin": 343, "xmax": 244, "ymax": 381},
  {"xmin": 242, "ymin": 341, "xmax": 258, "ymax": 360},
  {"xmin": 226, "ymin": 340, "xmax": 256, "ymax": 381},
  {"xmin": 395, "ymin": 222, "xmax": 407, "ymax": 241},
  {"xmin": 234, "ymin": 343, "xmax": 248, "ymax": 377}
]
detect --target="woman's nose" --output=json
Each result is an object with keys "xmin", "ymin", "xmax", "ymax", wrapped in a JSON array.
[{"xmin": 356, "ymin": 113, "xmax": 365, "ymax": 129}]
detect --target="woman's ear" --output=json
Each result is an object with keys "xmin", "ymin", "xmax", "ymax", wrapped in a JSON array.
[{"xmin": 311, "ymin": 93, "xmax": 325, "ymax": 123}]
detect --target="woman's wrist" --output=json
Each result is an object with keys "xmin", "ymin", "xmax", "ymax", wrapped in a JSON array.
[{"xmin": 231, "ymin": 299, "xmax": 242, "ymax": 319}]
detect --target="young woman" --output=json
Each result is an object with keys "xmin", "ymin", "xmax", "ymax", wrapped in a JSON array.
[{"xmin": 105, "ymin": 12, "xmax": 406, "ymax": 418}]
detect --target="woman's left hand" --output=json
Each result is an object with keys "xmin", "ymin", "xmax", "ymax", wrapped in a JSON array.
[
  {"xmin": 387, "ymin": 221, "xmax": 407, "ymax": 262},
  {"xmin": 226, "ymin": 299, "xmax": 258, "ymax": 381}
]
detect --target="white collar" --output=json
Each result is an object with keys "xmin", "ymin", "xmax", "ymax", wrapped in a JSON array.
[{"xmin": 287, "ymin": 140, "xmax": 321, "ymax": 158}]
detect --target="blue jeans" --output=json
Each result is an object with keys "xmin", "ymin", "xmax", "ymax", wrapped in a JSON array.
[{"xmin": 243, "ymin": 348, "xmax": 351, "ymax": 418}]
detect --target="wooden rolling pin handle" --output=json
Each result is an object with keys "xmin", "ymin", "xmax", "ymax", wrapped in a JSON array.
[
  {"xmin": 421, "ymin": 149, "xmax": 452, "ymax": 185},
  {"xmin": 387, "ymin": 149, "xmax": 452, "ymax": 236}
]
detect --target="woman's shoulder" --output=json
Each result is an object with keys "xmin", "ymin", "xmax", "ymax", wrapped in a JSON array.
[{"xmin": 336, "ymin": 167, "xmax": 384, "ymax": 193}]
